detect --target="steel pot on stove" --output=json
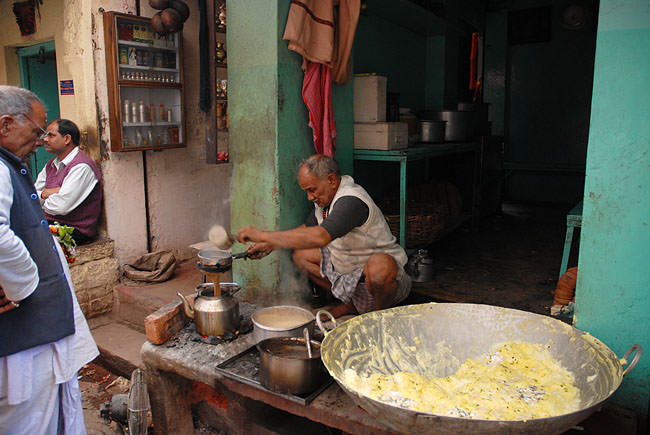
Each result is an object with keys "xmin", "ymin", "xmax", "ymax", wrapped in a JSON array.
[
  {"xmin": 252, "ymin": 305, "xmax": 315, "ymax": 344},
  {"xmin": 257, "ymin": 335, "xmax": 324, "ymax": 395}
]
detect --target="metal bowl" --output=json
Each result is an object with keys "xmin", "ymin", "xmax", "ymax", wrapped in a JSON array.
[{"xmin": 319, "ymin": 303, "xmax": 641, "ymax": 435}]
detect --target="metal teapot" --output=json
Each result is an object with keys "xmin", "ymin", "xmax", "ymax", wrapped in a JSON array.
[
  {"xmin": 177, "ymin": 282, "xmax": 241, "ymax": 336},
  {"xmin": 406, "ymin": 249, "xmax": 435, "ymax": 282}
]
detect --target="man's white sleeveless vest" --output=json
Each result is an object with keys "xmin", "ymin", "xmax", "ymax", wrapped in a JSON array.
[{"xmin": 315, "ymin": 175, "xmax": 407, "ymax": 274}]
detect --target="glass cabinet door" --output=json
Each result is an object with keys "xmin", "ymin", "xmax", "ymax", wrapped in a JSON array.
[{"xmin": 104, "ymin": 12, "xmax": 186, "ymax": 152}]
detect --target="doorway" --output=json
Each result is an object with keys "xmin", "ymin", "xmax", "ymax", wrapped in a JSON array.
[{"xmin": 17, "ymin": 41, "xmax": 59, "ymax": 179}]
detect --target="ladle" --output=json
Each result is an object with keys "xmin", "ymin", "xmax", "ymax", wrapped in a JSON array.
[
  {"xmin": 303, "ymin": 327, "xmax": 313, "ymax": 358},
  {"xmin": 209, "ymin": 225, "xmax": 237, "ymax": 249}
]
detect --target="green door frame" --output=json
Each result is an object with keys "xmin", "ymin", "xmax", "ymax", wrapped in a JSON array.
[
  {"xmin": 17, "ymin": 40, "xmax": 58, "ymax": 179},
  {"xmin": 18, "ymin": 40, "xmax": 56, "ymax": 84}
]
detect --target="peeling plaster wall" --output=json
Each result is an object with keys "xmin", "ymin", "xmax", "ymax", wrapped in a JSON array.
[
  {"xmin": 93, "ymin": 0, "xmax": 229, "ymax": 264},
  {"xmin": 92, "ymin": 0, "xmax": 147, "ymax": 264},
  {"xmin": 137, "ymin": 2, "xmax": 231, "ymax": 259},
  {"xmin": 2, "ymin": 0, "xmax": 231, "ymax": 266},
  {"xmin": 0, "ymin": 0, "xmax": 101, "ymax": 161},
  {"xmin": 228, "ymin": 0, "xmax": 354, "ymax": 305},
  {"xmin": 575, "ymin": 0, "xmax": 650, "ymax": 420}
]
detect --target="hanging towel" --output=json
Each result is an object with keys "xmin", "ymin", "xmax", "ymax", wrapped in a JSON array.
[
  {"xmin": 284, "ymin": 0, "xmax": 359, "ymax": 155},
  {"xmin": 283, "ymin": 0, "xmax": 336, "ymax": 68},
  {"xmin": 283, "ymin": 0, "xmax": 360, "ymax": 84},
  {"xmin": 302, "ymin": 62, "xmax": 336, "ymax": 157},
  {"xmin": 332, "ymin": 0, "xmax": 360, "ymax": 85}
]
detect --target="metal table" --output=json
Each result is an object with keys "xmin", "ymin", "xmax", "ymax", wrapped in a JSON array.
[
  {"xmin": 559, "ymin": 200, "xmax": 583, "ymax": 278},
  {"xmin": 354, "ymin": 142, "xmax": 479, "ymax": 248}
]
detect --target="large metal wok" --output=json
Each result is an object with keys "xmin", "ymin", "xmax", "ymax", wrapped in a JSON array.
[{"xmin": 317, "ymin": 303, "xmax": 641, "ymax": 435}]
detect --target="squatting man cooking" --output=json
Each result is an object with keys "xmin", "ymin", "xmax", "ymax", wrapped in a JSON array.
[{"xmin": 237, "ymin": 154, "xmax": 411, "ymax": 318}]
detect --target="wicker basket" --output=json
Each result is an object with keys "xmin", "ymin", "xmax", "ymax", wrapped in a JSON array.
[{"xmin": 385, "ymin": 207, "xmax": 446, "ymax": 247}]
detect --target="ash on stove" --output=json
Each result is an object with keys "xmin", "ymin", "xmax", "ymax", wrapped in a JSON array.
[{"xmin": 186, "ymin": 320, "xmax": 253, "ymax": 345}]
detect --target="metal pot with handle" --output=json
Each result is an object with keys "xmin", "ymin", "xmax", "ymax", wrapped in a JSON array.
[
  {"xmin": 257, "ymin": 328, "xmax": 324, "ymax": 395},
  {"xmin": 405, "ymin": 249, "xmax": 435, "ymax": 282},
  {"xmin": 251, "ymin": 305, "xmax": 315, "ymax": 344},
  {"xmin": 197, "ymin": 249, "xmax": 250, "ymax": 268},
  {"xmin": 419, "ymin": 120, "xmax": 446, "ymax": 143}
]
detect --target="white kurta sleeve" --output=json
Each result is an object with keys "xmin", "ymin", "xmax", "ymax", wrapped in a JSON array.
[
  {"xmin": 41, "ymin": 163, "xmax": 98, "ymax": 216},
  {"xmin": 34, "ymin": 164, "xmax": 48, "ymax": 206},
  {"xmin": 0, "ymin": 162, "xmax": 39, "ymax": 301}
]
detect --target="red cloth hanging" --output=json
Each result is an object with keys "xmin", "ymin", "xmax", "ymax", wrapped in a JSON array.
[
  {"xmin": 302, "ymin": 62, "xmax": 337, "ymax": 157},
  {"xmin": 469, "ymin": 32, "xmax": 479, "ymax": 92}
]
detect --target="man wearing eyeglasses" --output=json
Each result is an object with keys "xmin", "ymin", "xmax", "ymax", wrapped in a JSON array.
[
  {"xmin": 0, "ymin": 85, "xmax": 98, "ymax": 434},
  {"xmin": 34, "ymin": 119, "xmax": 102, "ymax": 245}
]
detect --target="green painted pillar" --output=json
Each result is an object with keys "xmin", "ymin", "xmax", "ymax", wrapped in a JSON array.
[
  {"xmin": 575, "ymin": 0, "xmax": 649, "ymax": 422},
  {"xmin": 228, "ymin": 0, "xmax": 353, "ymax": 303}
]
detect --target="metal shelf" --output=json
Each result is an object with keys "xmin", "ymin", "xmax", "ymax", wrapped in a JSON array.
[
  {"xmin": 119, "ymin": 64, "xmax": 178, "ymax": 72},
  {"xmin": 122, "ymin": 122, "xmax": 179, "ymax": 127},
  {"xmin": 354, "ymin": 142, "xmax": 479, "ymax": 248},
  {"xmin": 118, "ymin": 40, "xmax": 177, "ymax": 50}
]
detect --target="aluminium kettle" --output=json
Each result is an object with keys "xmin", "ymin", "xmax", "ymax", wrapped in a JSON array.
[
  {"xmin": 177, "ymin": 282, "xmax": 240, "ymax": 336},
  {"xmin": 406, "ymin": 249, "xmax": 435, "ymax": 282}
]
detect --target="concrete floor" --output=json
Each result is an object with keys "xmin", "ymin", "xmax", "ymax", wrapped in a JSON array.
[{"xmin": 409, "ymin": 200, "xmax": 573, "ymax": 315}]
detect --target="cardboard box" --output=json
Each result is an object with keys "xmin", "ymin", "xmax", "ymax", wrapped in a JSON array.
[
  {"xmin": 354, "ymin": 75, "xmax": 387, "ymax": 122},
  {"xmin": 354, "ymin": 122, "xmax": 409, "ymax": 150}
]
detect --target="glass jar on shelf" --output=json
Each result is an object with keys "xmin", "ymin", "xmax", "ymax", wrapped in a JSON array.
[
  {"xmin": 123, "ymin": 99, "xmax": 130, "ymax": 123},
  {"xmin": 131, "ymin": 102, "xmax": 138, "ymax": 124},
  {"xmin": 215, "ymin": 42, "xmax": 227, "ymax": 64},
  {"xmin": 128, "ymin": 47, "xmax": 137, "ymax": 66},
  {"xmin": 217, "ymin": 3, "xmax": 227, "ymax": 30}
]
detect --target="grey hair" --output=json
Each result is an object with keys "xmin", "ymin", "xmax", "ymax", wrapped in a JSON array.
[
  {"xmin": 0, "ymin": 85, "xmax": 43, "ymax": 116},
  {"xmin": 298, "ymin": 154, "xmax": 341, "ymax": 179}
]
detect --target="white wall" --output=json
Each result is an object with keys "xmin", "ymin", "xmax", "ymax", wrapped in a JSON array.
[
  {"xmin": 95, "ymin": 0, "xmax": 231, "ymax": 263},
  {"xmin": 1, "ymin": 0, "xmax": 231, "ymax": 265}
]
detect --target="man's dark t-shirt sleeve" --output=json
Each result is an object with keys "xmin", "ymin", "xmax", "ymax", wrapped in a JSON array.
[{"xmin": 304, "ymin": 196, "xmax": 369, "ymax": 240}]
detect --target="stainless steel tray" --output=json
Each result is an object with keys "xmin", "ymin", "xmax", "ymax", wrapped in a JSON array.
[{"xmin": 215, "ymin": 345, "xmax": 333, "ymax": 405}]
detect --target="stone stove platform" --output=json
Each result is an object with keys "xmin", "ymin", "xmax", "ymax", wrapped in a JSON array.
[{"xmin": 141, "ymin": 320, "xmax": 397, "ymax": 435}]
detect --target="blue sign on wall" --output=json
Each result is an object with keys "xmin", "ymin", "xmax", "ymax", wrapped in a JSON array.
[{"xmin": 60, "ymin": 80, "xmax": 74, "ymax": 95}]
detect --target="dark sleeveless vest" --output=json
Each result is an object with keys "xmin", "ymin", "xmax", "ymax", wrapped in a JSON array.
[
  {"xmin": 43, "ymin": 149, "xmax": 102, "ymax": 238},
  {"xmin": 0, "ymin": 147, "xmax": 75, "ymax": 357}
]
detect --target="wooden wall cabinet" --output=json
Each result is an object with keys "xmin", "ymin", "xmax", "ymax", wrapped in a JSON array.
[
  {"xmin": 104, "ymin": 12, "xmax": 186, "ymax": 152},
  {"xmin": 206, "ymin": 0, "xmax": 229, "ymax": 164}
]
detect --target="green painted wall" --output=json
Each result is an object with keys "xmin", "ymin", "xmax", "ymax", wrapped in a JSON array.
[
  {"xmin": 575, "ymin": 0, "xmax": 649, "ymax": 422},
  {"xmin": 354, "ymin": 13, "xmax": 427, "ymax": 111},
  {"xmin": 229, "ymin": 0, "xmax": 353, "ymax": 303},
  {"xmin": 485, "ymin": 0, "xmax": 598, "ymax": 203},
  {"xmin": 228, "ymin": 0, "xmax": 281, "ymax": 302},
  {"xmin": 424, "ymin": 35, "xmax": 445, "ymax": 110}
]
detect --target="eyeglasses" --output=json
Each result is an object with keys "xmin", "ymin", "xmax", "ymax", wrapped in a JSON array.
[{"xmin": 18, "ymin": 113, "xmax": 51, "ymax": 141}]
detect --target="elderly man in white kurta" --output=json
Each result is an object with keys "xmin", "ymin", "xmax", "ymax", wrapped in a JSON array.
[{"xmin": 0, "ymin": 85, "xmax": 98, "ymax": 434}]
